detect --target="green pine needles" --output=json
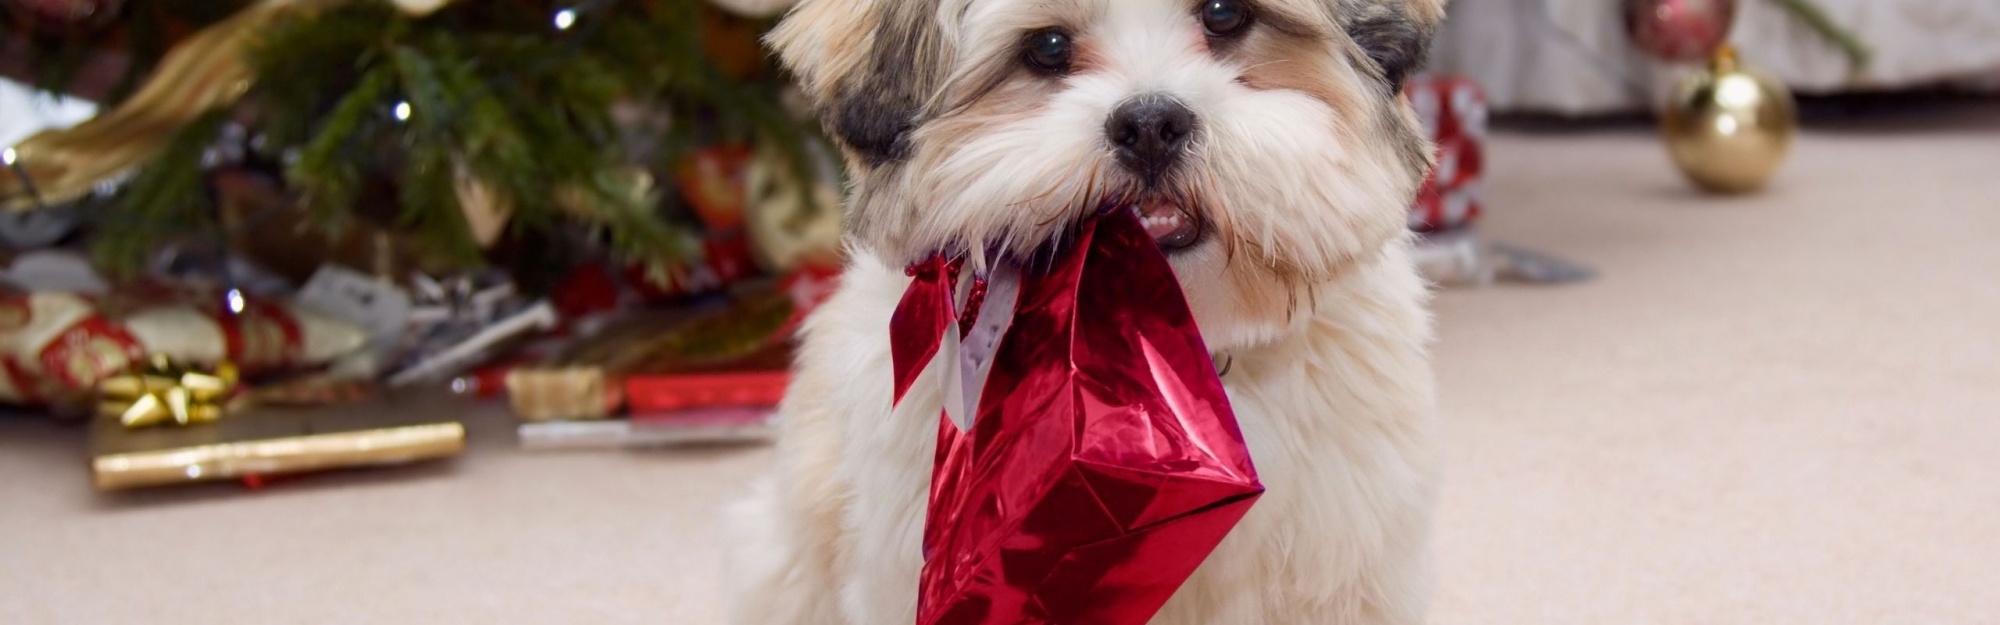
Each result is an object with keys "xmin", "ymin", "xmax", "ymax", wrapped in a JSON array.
[{"xmin": 92, "ymin": 0, "xmax": 824, "ymax": 275}]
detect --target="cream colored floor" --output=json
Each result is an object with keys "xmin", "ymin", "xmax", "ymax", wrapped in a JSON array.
[{"xmin": 5, "ymin": 104, "xmax": 1999, "ymax": 624}]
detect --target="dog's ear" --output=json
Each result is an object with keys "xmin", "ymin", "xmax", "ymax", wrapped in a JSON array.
[
  {"xmin": 1336, "ymin": 0, "xmax": 1446, "ymax": 93},
  {"xmin": 768, "ymin": 0, "xmax": 948, "ymax": 167}
]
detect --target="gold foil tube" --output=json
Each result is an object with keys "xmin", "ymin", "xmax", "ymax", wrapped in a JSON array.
[{"xmin": 91, "ymin": 422, "xmax": 465, "ymax": 490}]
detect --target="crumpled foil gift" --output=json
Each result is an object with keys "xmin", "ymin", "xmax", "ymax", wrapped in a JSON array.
[{"xmin": 890, "ymin": 209, "xmax": 1263, "ymax": 625}]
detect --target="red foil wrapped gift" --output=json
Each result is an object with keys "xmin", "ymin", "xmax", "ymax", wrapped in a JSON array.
[{"xmin": 890, "ymin": 210, "xmax": 1263, "ymax": 625}]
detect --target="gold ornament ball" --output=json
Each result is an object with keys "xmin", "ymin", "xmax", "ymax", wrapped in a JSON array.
[{"xmin": 1660, "ymin": 48, "xmax": 1797, "ymax": 194}]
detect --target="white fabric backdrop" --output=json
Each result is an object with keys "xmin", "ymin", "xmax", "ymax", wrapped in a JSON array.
[{"xmin": 1428, "ymin": 0, "xmax": 2000, "ymax": 115}]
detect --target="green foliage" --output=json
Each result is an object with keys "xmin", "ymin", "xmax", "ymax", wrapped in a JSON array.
[
  {"xmin": 61, "ymin": 0, "xmax": 828, "ymax": 277},
  {"xmin": 90, "ymin": 110, "xmax": 232, "ymax": 272}
]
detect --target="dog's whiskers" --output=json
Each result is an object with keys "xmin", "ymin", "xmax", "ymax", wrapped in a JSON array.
[{"xmin": 1233, "ymin": 59, "xmax": 1288, "ymax": 76}]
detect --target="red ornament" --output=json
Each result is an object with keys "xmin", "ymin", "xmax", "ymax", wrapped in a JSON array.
[
  {"xmin": 1624, "ymin": 0, "xmax": 1736, "ymax": 63},
  {"xmin": 675, "ymin": 145, "xmax": 756, "ymax": 231},
  {"xmin": 892, "ymin": 210, "xmax": 1263, "ymax": 625}
]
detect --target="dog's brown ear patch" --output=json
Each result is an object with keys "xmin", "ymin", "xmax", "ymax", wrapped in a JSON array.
[
  {"xmin": 1337, "ymin": 0, "xmax": 1444, "ymax": 93},
  {"xmin": 770, "ymin": 0, "xmax": 948, "ymax": 167}
]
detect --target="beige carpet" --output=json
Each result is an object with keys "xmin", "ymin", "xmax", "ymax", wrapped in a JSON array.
[{"xmin": 5, "ymin": 104, "xmax": 1999, "ymax": 624}]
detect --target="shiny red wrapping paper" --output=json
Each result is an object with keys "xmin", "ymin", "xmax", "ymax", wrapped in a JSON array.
[{"xmin": 890, "ymin": 211, "xmax": 1264, "ymax": 625}]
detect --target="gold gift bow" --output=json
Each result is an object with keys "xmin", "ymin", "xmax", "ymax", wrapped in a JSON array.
[
  {"xmin": 0, "ymin": 0, "xmax": 455, "ymax": 212},
  {"xmin": 97, "ymin": 356, "xmax": 241, "ymax": 428}
]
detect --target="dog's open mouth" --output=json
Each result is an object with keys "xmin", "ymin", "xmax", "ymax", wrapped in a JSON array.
[{"xmin": 1128, "ymin": 196, "xmax": 1203, "ymax": 252}]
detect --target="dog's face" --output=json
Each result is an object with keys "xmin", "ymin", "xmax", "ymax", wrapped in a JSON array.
[{"xmin": 773, "ymin": 0, "xmax": 1442, "ymax": 350}]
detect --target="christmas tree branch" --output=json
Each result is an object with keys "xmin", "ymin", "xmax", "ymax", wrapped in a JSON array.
[
  {"xmin": 90, "ymin": 110, "xmax": 232, "ymax": 272},
  {"xmin": 39, "ymin": 0, "xmax": 828, "ymax": 280}
]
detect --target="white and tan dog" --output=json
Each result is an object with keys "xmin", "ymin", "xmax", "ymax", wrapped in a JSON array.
[{"xmin": 726, "ymin": 0, "xmax": 1444, "ymax": 622}]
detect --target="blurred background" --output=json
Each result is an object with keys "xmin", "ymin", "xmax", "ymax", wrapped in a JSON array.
[{"xmin": 1, "ymin": 0, "xmax": 1995, "ymax": 622}]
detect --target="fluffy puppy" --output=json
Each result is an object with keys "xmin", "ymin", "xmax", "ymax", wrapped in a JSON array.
[{"xmin": 725, "ymin": 0, "xmax": 1444, "ymax": 623}]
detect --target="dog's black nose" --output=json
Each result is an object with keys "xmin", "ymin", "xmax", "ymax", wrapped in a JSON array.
[{"xmin": 1106, "ymin": 96, "xmax": 1195, "ymax": 181}]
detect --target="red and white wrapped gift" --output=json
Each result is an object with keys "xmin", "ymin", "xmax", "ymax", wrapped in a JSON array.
[
  {"xmin": 1405, "ymin": 75, "xmax": 1488, "ymax": 233},
  {"xmin": 0, "ymin": 289, "xmax": 367, "ymax": 406},
  {"xmin": 1403, "ymin": 76, "xmax": 1595, "ymax": 286}
]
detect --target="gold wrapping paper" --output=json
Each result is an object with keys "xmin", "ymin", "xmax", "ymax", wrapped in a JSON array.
[
  {"xmin": 90, "ymin": 392, "xmax": 465, "ymax": 490},
  {"xmin": 0, "ymin": 1, "xmax": 300, "ymax": 211},
  {"xmin": 505, "ymin": 367, "xmax": 615, "ymax": 422}
]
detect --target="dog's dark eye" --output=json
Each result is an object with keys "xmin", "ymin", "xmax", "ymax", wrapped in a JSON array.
[
  {"xmin": 1200, "ymin": 0, "xmax": 1251, "ymax": 38},
  {"xmin": 1023, "ymin": 30, "xmax": 1074, "ymax": 74}
]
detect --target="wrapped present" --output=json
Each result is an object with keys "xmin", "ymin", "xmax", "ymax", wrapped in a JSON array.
[
  {"xmin": 1402, "ymin": 76, "xmax": 1596, "ymax": 286},
  {"xmin": 293, "ymin": 264, "xmax": 415, "ymax": 362},
  {"xmin": 1406, "ymin": 75, "xmax": 1488, "ymax": 233},
  {"xmin": 506, "ymin": 366, "xmax": 621, "ymax": 421},
  {"xmin": 89, "ymin": 391, "xmax": 465, "ymax": 491},
  {"xmin": 623, "ymin": 370, "xmax": 787, "ymax": 413},
  {"xmin": 0, "ymin": 287, "xmax": 367, "ymax": 408},
  {"xmin": 501, "ymin": 301, "xmax": 788, "ymax": 421},
  {"xmin": 505, "ymin": 265, "xmax": 836, "ymax": 422},
  {"xmin": 891, "ymin": 210, "xmax": 1263, "ymax": 625}
]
